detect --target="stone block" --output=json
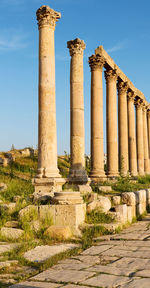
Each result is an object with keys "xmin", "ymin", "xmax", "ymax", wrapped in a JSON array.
[
  {"xmin": 134, "ymin": 190, "xmax": 146, "ymax": 204},
  {"xmin": 98, "ymin": 186, "xmax": 112, "ymax": 192},
  {"xmin": 44, "ymin": 225, "xmax": 72, "ymax": 240},
  {"xmin": 134, "ymin": 190, "xmax": 146, "ymax": 215},
  {"xmin": 32, "ymin": 177, "xmax": 65, "ymax": 194},
  {"xmin": 40, "ymin": 203, "xmax": 86, "ymax": 235},
  {"xmin": 115, "ymin": 204, "xmax": 127, "ymax": 223},
  {"xmin": 78, "ymin": 184, "xmax": 92, "ymax": 194},
  {"xmin": 87, "ymin": 196, "xmax": 111, "ymax": 213},
  {"xmin": 1, "ymin": 227, "xmax": 24, "ymax": 240},
  {"xmin": 127, "ymin": 206, "xmax": 133, "ymax": 223},
  {"xmin": 0, "ymin": 203, "xmax": 16, "ymax": 214},
  {"xmin": 146, "ymin": 189, "xmax": 150, "ymax": 206},
  {"xmin": 111, "ymin": 195, "xmax": 121, "ymax": 205},
  {"xmin": 122, "ymin": 192, "xmax": 136, "ymax": 206},
  {"xmin": 87, "ymin": 193, "xmax": 98, "ymax": 203}
]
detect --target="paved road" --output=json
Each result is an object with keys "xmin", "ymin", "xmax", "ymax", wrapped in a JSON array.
[{"xmin": 11, "ymin": 215, "xmax": 150, "ymax": 288}]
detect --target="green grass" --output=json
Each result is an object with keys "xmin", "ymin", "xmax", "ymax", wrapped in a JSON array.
[
  {"xmin": 85, "ymin": 210, "xmax": 114, "ymax": 224},
  {"xmin": 81, "ymin": 225, "xmax": 112, "ymax": 249}
]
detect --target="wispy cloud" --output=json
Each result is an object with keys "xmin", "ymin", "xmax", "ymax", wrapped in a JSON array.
[
  {"xmin": 106, "ymin": 40, "xmax": 128, "ymax": 53},
  {"xmin": 0, "ymin": 31, "xmax": 28, "ymax": 51}
]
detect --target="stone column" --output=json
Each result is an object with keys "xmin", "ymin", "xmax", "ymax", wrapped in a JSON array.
[
  {"xmin": 105, "ymin": 69, "xmax": 118, "ymax": 177},
  {"xmin": 67, "ymin": 38, "xmax": 88, "ymax": 184},
  {"xmin": 118, "ymin": 81, "xmax": 129, "ymax": 175},
  {"xmin": 143, "ymin": 104, "xmax": 150, "ymax": 174},
  {"xmin": 135, "ymin": 98, "xmax": 144, "ymax": 175},
  {"xmin": 33, "ymin": 5, "xmax": 64, "ymax": 193},
  {"xmin": 147, "ymin": 110, "xmax": 150, "ymax": 158},
  {"xmin": 89, "ymin": 54, "xmax": 106, "ymax": 180},
  {"xmin": 127, "ymin": 91, "xmax": 137, "ymax": 176}
]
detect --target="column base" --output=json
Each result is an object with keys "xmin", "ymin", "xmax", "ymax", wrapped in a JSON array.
[
  {"xmin": 32, "ymin": 177, "xmax": 66, "ymax": 194},
  {"xmin": 89, "ymin": 170, "xmax": 106, "ymax": 182},
  {"xmin": 69, "ymin": 168, "xmax": 88, "ymax": 184},
  {"xmin": 53, "ymin": 191, "xmax": 83, "ymax": 205},
  {"xmin": 36, "ymin": 167, "xmax": 61, "ymax": 178},
  {"xmin": 107, "ymin": 171, "xmax": 119, "ymax": 178}
]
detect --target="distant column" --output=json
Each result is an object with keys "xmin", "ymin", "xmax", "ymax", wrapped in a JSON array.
[
  {"xmin": 143, "ymin": 104, "xmax": 150, "ymax": 174},
  {"xmin": 89, "ymin": 54, "xmax": 106, "ymax": 180},
  {"xmin": 135, "ymin": 99, "xmax": 144, "ymax": 175},
  {"xmin": 105, "ymin": 69, "xmax": 118, "ymax": 177},
  {"xmin": 147, "ymin": 110, "xmax": 150, "ymax": 158},
  {"xmin": 33, "ymin": 5, "xmax": 64, "ymax": 193},
  {"xmin": 118, "ymin": 81, "xmax": 129, "ymax": 175},
  {"xmin": 127, "ymin": 91, "xmax": 137, "ymax": 176},
  {"xmin": 67, "ymin": 38, "xmax": 88, "ymax": 184}
]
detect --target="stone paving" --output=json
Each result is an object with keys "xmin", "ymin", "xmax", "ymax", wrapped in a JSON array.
[{"xmin": 10, "ymin": 215, "xmax": 150, "ymax": 287}]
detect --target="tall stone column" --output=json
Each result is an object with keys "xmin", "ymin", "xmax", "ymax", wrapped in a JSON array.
[
  {"xmin": 33, "ymin": 5, "xmax": 64, "ymax": 193},
  {"xmin": 135, "ymin": 98, "xmax": 144, "ymax": 175},
  {"xmin": 127, "ymin": 91, "xmax": 137, "ymax": 176},
  {"xmin": 143, "ymin": 104, "xmax": 150, "ymax": 174},
  {"xmin": 147, "ymin": 110, "xmax": 150, "ymax": 158},
  {"xmin": 89, "ymin": 54, "xmax": 106, "ymax": 180},
  {"xmin": 118, "ymin": 81, "xmax": 129, "ymax": 175},
  {"xmin": 105, "ymin": 69, "xmax": 118, "ymax": 177},
  {"xmin": 67, "ymin": 38, "xmax": 88, "ymax": 184}
]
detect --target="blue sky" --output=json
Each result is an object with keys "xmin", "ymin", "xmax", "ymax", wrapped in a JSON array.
[{"xmin": 0, "ymin": 0, "xmax": 150, "ymax": 155}]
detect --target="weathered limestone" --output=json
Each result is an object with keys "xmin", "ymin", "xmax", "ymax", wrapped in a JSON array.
[
  {"xmin": 146, "ymin": 189, "xmax": 150, "ymax": 206},
  {"xmin": 67, "ymin": 38, "xmax": 88, "ymax": 184},
  {"xmin": 115, "ymin": 204, "xmax": 128, "ymax": 224},
  {"xmin": 117, "ymin": 80, "xmax": 129, "ymax": 175},
  {"xmin": 121, "ymin": 192, "xmax": 136, "ymax": 218},
  {"xmin": 135, "ymin": 98, "xmax": 144, "ymax": 175},
  {"xmin": 147, "ymin": 110, "xmax": 150, "ymax": 157},
  {"xmin": 89, "ymin": 54, "xmax": 105, "ymax": 179},
  {"xmin": 134, "ymin": 190, "xmax": 146, "ymax": 215},
  {"xmin": 143, "ymin": 104, "xmax": 150, "ymax": 174},
  {"xmin": 127, "ymin": 91, "xmax": 137, "ymax": 176},
  {"xmin": 105, "ymin": 69, "xmax": 118, "ymax": 177},
  {"xmin": 33, "ymin": 5, "xmax": 64, "ymax": 193}
]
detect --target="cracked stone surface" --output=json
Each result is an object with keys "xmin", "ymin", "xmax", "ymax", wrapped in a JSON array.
[{"xmin": 10, "ymin": 215, "xmax": 150, "ymax": 287}]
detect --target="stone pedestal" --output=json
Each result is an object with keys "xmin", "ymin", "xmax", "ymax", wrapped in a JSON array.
[
  {"xmin": 89, "ymin": 54, "xmax": 106, "ymax": 180},
  {"xmin": 118, "ymin": 81, "xmax": 129, "ymax": 175},
  {"xmin": 143, "ymin": 104, "xmax": 150, "ymax": 174},
  {"xmin": 135, "ymin": 99, "xmax": 144, "ymax": 175},
  {"xmin": 53, "ymin": 191, "xmax": 83, "ymax": 204},
  {"xmin": 67, "ymin": 38, "xmax": 88, "ymax": 184},
  {"xmin": 34, "ymin": 5, "xmax": 65, "ymax": 191},
  {"xmin": 127, "ymin": 92, "xmax": 137, "ymax": 176},
  {"xmin": 105, "ymin": 69, "xmax": 118, "ymax": 177}
]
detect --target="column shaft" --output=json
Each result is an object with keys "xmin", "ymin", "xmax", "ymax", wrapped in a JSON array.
[
  {"xmin": 136, "ymin": 99, "xmax": 144, "ymax": 175},
  {"xmin": 143, "ymin": 105, "xmax": 150, "ymax": 174},
  {"xmin": 127, "ymin": 92, "xmax": 137, "ymax": 176},
  {"xmin": 118, "ymin": 81, "xmax": 129, "ymax": 175},
  {"xmin": 105, "ymin": 69, "xmax": 118, "ymax": 177},
  {"xmin": 67, "ymin": 38, "xmax": 88, "ymax": 183},
  {"xmin": 89, "ymin": 54, "xmax": 105, "ymax": 179},
  {"xmin": 147, "ymin": 110, "xmax": 150, "ymax": 160},
  {"xmin": 36, "ymin": 5, "xmax": 61, "ymax": 178}
]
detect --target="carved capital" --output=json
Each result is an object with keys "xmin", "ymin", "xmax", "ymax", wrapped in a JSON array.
[
  {"xmin": 89, "ymin": 54, "xmax": 105, "ymax": 71},
  {"xmin": 135, "ymin": 98, "xmax": 143, "ymax": 110},
  {"xmin": 36, "ymin": 5, "xmax": 61, "ymax": 30},
  {"xmin": 117, "ymin": 81, "xmax": 128, "ymax": 94},
  {"xmin": 67, "ymin": 38, "xmax": 86, "ymax": 56},
  {"xmin": 142, "ymin": 103, "xmax": 148, "ymax": 113},
  {"xmin": 104, "ymin": 69, "xmax": 118, "ymax": 83},
  {"xmin": 127, "ymin": 91, "xmax": 135, "ymax": 103},
  {"xmin": 147, "ymin": 110, "xmax": 150, "ymax": 117}
]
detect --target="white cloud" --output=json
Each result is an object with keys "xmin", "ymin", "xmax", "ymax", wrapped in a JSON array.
[
  {"xmin": 0, "ymin": 31, "xmax": 28, "ymax": 51},
  {"xmin": 106, "ymin": 40, "xmax": 128, "ymax": 53}
]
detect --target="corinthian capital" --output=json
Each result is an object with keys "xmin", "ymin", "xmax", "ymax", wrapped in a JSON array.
[
  {"xmin": 36, "ymin": 5, "xmax": 61, "ymax": 30},
  {"xmin": 135, "ymin": 98, "xmax": 143, "ymax": 110},
  {"xmin": 89, "ymin": 54, "xmax": 105, "ymax": 72},
  {"xmin": 67, "ymin": 38, "xmax": 86, "ymax": 56},
  {"xmin": 104, "ymin": 69, "xmax": 118, "ymax": 82},
  {"xmin": 127, "ymin": 91, "xmax": 135, "ymax": 102},
  {"xmin": 117, "ymin": 81, "xmax": 128, "ymax": 94}
]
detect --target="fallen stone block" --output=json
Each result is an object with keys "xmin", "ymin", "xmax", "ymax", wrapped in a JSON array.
[
  {"xmin": 115, "ymin": 204, "xmax": 127, "ymax": 224},
  {"xmin": 98, "ymin": 186, "xmax": 112, "ymax": 193},
  {"xmin": 1, "ymin": 227, "xmax": 24, "ymax": 240},
  {"xmin": 44, "ymin": 225, "xmax": 72, "ymax": 240},
  {"xmin": 87, "ymin": 196, "xmax": 111, "ymax": 213},
  {"xmin": 78, "ymin": 185, "xmax": 92, "ymax": 194}
]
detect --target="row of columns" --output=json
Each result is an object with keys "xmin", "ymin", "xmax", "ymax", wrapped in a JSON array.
[
  {"xmin": 89, "ymin": 53, "xmax": 150, "ymax": 178},
  {"xmin": 35, "ymin": 5, "xmax": 150, "ymax": 191}
]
